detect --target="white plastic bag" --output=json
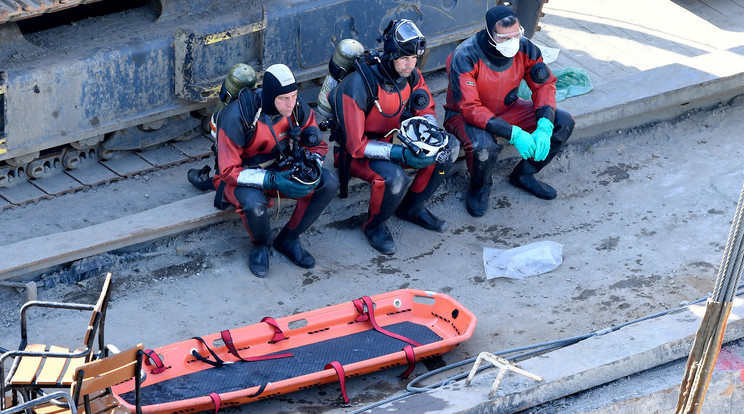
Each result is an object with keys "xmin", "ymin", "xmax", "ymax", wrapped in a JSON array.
[{"xmin": 483, "ymin": 241, "xmax": 563, "ymax": 279}]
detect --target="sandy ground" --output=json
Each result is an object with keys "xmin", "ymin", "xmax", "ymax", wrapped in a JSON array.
[{"xmin": 2, "ymin": 94, "xmax": 744, "ymax": 413}]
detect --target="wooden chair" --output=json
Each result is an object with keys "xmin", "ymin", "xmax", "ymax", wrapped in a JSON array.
[
  {"xmin": 0, "ymin": 344, "xmax": 144, "ymax": 414},
  {"xmin": 1, "ymin": 273, "xmax": 113, "ymax": 409}
]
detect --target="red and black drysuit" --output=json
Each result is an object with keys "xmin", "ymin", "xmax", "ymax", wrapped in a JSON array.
[
  {"xmin": 444, "ymin": 30, "xmax": 575, "ymax": 197},
  {"xmin": 330, "ymin": 59, "xmax": 460, "ymax": 232},
  {"xmin": 214, "ymin": 91, "xmax": 337, "ymax": 248}
]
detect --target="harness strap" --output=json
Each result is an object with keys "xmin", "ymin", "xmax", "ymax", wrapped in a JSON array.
[
  {"xmin": 213, "ymin": 181, "xmax": 230, "ymax": 210},
  {"xmin": 360, "ymin": 296, "xmax": 423, "ymax": 347},
  {"xmin": 220, "ymin": 330, "xmax": 294, "ymax": 361},
  {"xmin": 242, "ymin": 153, "xmax": 278, "ymax": 169},
  {"xmin": 191, "ymin": 336, "xmax": 226, "ymax": 367},
  {"xmin": 351, "ymin": 298, "xmax": 369, "ymax": 322},
  {"xmin": 325, "ymin": 361, "xmax": 350, "ymax": 405},
  {"xmin": 143, "ymin": 349, "xmax": 167, "ymax": 374},
  {"xmin": 400, "ymin": 345, "xmax": 416, "ymax": 379},
  {"xmin": 221, "ymin": 329, "xmax": 247, "ymax": 360},
  {"xmin": 261, "ymin": 317, "xmax": 288, "ymax": 342},
  {"xmin": 246, "ymin": 383, "xmax": 267, "ymax": 398},
  {"xmin": 208, "ymin": 392, "xmax": 221, "ymax": 414}
]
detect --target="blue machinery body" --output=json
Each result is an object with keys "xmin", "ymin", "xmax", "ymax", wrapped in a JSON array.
[{"xmin": 0, "ymin": 0, "xmax": 546, "ymax": 183}]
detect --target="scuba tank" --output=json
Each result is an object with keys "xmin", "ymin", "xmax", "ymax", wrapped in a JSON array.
[
  {"xmin": 209, "ymin": 63, "xmax": 258, "ymax": 138},
  {"xmin": 216, "ymin": 63, "xmax": 257, "ymax": 113},
  {"xmin": 189, "ymin": 63, "xmax": 257, "ymax": 193},
  {"xmin": 316, "ymin": 39, "xmax": 364, "ymax": 119}
]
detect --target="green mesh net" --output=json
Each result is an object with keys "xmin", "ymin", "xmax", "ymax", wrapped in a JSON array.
[{"xmin": 518, "ymin": 66, "xmax": 593, "ymax": 102}]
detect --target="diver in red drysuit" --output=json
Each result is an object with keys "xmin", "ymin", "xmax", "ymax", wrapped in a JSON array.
[
  {"xmin": 444, "ymin": 5, "xmax": 575, "ymax": 217},
  {"xmin": 330, "ymin": 19, "xmax": 460, "ymax": 254},
  {"xmin": 215, "ymin": 64, "xmax": 338, "ymax": 277}
]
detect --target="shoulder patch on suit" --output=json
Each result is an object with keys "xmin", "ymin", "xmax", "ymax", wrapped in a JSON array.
[{"xmin": 530, "ymin": 62, "xmax": 551, "ymax": 84}]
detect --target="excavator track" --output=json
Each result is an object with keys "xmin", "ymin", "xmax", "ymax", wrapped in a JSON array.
[
  {"xmin": 0, "ymin": 0, "xmax": 106, "ymax": 24},
  {"xmin": 0, "ymin": 133, "xmax": 213, "ymax": 210}
]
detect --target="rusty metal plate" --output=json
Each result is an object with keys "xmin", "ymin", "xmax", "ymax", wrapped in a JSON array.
[
  {"xmin": 169, "ymin": 135, "xmax": 214, "ymax": 160},
  {"xmin": 65, "ymin": 162, "xmax": 121, "ymax": 188},
  {"xmin": 101, "ymin": 153, "xmax": 155, "ymax": 178},
  {"xmin": 136, "ymin": 144, "xmax": 190, "ymax": 169},
  {"xmin": 0, "ymin": 0, "xmax": 106, "ymax": 25},
  {"xmin": 0, "ymin": 180, "xmax": 52, "ymax": 206},
  {"xmin": 30, "ymin": 172, "xmax": 86, "ymax": 196}
]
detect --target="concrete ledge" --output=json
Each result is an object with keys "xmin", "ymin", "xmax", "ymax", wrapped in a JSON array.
[
  {"xmin": 562, "ymin": 49, "xmax": 744, "ymax": 141},
  {"xmin": 582, "ymin": 362, "xmax": 744, "ymax": 413},
  {"xmin": 370, "ymin": 298, "xmax": 744, "ymax": 413}
]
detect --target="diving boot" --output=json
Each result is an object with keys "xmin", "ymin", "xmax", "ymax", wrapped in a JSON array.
[
  {"xmin": 248, "ymin": 245, "xmax": 271, "ymax": 278},
  {"xmin": 509, "ymin": 172, "xmax": 556, "ymax": 200},
  {"xmin": 363, "ymin": 223, "xmax": 396, "ymax": 255},
  {"xmin": 187, "ymin": 166, "xmax": 215, "ymax": 191},
  {"xmin": 273, "ymin": 230, "xmax": 315, "ymax": 269},
  {"xmin": 466, "ymin": 185, "xmax": 491, "ymax": 217},
  {"xmin": 396, "ymin": 207, "xmax": 447, "ymax": 233}
]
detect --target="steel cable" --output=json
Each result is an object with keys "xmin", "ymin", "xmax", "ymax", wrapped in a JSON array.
[
  {"xmin": 712, "ymin": 185, "xmax": 744, "ymax": 302},
  {"xmin": 677, "ymin": 183, "xmax": 744, "ymax": 414}
]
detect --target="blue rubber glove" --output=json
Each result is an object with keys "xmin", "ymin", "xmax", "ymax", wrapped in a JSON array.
[
  {"xmin": 263, "ymin": 170, "xmax": 314, "ymax": 199},
  {"xmin": 509, "ymin": 126, "xmax": 536, "ymax": 160},
  {"xmin": 390, "ymin": 145, "xmax": 436, "ymax": 169},
  {"xmin": 532, "ymin": 118, "xmax": 554, "ymax": 162}
]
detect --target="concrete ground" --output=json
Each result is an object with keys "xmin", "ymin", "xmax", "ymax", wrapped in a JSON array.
[{"xmin": 2, "ymin": 1, "xmax": 744, "ymax": 413}]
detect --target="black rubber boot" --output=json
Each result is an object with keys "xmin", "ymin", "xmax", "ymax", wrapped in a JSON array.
[
  {"xmin": 187, "ymin": 166, "xmax": 215, "ymax": 191},
  {"xmin": 235, "ymin": 187, "xmax": 273, "ymax": 277},
  {"xmin": 362, "ymin": 164, "xmax": 408, "ymax": 255},
  {"xmin": 248, "ymin": 245, "xmax": 270, "ymax": 278},
  {"xmin": 396, "ymin": 192, "xmax": 447, "ymax": 232},
  {"xmin": 509, "ymin": 160, "xmax": 556, "ymax": 200},
  {"xmin": 396, "ymin": 207, "xmax": 447, "ymax": 232},
  {"xmin": 466, "ymin": 185, "xmax": 491, "ymax": 217},
  {"xmin": 364, "ymin": 222, "xmax": 396, "ymax": 255},
  {"xmin": 465, "ymin": 133, "xmax": 498, "ymax": 218},
  {"xmin": 273, "ymin": 227, "xmax": 315, "ymax": 269}
]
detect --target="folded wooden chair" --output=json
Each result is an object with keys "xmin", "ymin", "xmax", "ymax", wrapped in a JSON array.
[
  {"xmin": 0, "ymin": 344, "xmax": 144, "ymax": 414},
  {"xmin": 1, "ymin": 273, "xmax": 113, "ymax": 409}
]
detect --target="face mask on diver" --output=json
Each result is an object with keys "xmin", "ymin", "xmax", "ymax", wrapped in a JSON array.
[
  {"xmin": 381, "ymin": 19, "xmax": 426, "ymax": 59},
  {"xmin": 495, "ymin": 36, "xmax": 520, "ymax": 57},
  {"xmin": 486, "ymin": 24, "xmax": 523, "ymax": 58}
]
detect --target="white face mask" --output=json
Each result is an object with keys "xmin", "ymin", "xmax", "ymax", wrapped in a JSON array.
[{"xmin": 495, "ymin": 37, "xmax": 520, "ymax": 58}]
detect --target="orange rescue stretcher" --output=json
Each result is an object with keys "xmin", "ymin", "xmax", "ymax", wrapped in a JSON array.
[{"xmin": 111, "ymin": 289, "xmax": 477, "ymax": 413}]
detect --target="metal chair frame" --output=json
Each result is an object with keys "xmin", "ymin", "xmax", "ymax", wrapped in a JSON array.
[{"xmin": 0, "ymin": 273, "xmax": 113, "ymax": 409}]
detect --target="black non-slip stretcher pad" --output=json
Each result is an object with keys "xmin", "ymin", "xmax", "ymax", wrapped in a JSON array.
[{"xmin": 120, "ymin": 322, "xmax": 442, "ymax": 405}]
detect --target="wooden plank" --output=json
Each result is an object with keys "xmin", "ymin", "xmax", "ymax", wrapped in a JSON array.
[
  {"xmin": 8, "ymin": 344, "xmax": 45, "ymax": 384},
  {"xmin": 60, "ymin": 356, "xmax": 85, "ymax": 385},
  {"xmin": 32, "ymin": 400, "xmax": 71, "ymax": 414},
  {"xmin": 35, "ymin": 346, "xmax": 70, "ymax": 385},
  {"xmin": 0, "ymin": 193, "xmax": 233, "ymax": 281}
]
